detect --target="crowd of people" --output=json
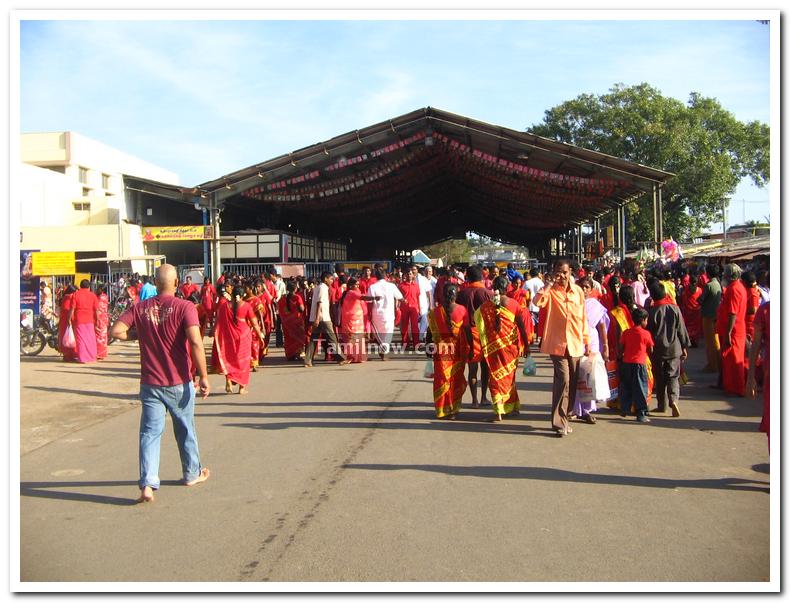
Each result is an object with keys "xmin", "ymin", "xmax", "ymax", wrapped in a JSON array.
[{"xmin": 44, "ymin": 251, "xmax": 771, "ymax": 445}]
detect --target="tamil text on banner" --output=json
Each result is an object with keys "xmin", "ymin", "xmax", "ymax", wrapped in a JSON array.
[
  {"xmin": 31, "ymin": 251, "xmax": 76, "ymax": 276},
  {"xmin": 142, "ymin": 225, "xmax": 214, "ymax": 242}
]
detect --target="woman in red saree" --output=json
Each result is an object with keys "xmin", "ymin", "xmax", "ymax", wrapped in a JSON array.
[
  {"xmin": 58, "ymin": 285, "xmax": 78, "ymax": 362},
  {"xmin": 506, "ymin": 275, "xmax": 533, "ymax": 348},
  {"xmin": 679, "ymin": 273, "xmax": 703, "ymax": 346},
  {"xmin": 474, "ymin": 277, "xmax": 531, "ymax": 422},
  {"xmin": 255, "ymin": 279, "xmax": 274, "ymax": 360},
  {"xmin": 95, "ymin": 283, "xmax": 110, "ymax": 360},
  {"xmin": 278, "ymin": 280, "xmax": 307, "ymax": 361},
  {"xmin": 126, "ymin": 280, "xmax": 139, "ymax": 305},
  {"xmin": 200, "ymin": 277, "xmax": 215, "ymax": 333},
  {"xmin": 340, "ymin": 278, "xmax": 368, "ymax": 363},
  {"xmin": 426, "ymin": 283, "xmax": 470, "ymax": 419},
  {"xmin": 212, "ymin": 285, "xmax": 264, "ymax": 394},
  {"xmin": 244, "ymin": 284, "xmax": 266, "ymax": 371}
]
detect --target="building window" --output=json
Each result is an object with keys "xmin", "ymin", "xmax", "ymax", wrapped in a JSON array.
[
  {"xmin": 78, "ymin": 166, "xmax": 88, "ymax": 184},
  {"xmin": 82, "ymin": 187, "xmax": 91, "ymax": 197},
  {"xmin": 73, "ymin": 202, "xmax": 90, "ymax": 211},
  {"xmin": 102, "ymin": 173, "xmax": 111, "ymax": 189}
]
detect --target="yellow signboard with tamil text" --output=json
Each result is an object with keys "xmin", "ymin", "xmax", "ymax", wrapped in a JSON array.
[
  {"xmin": 142, "ymin": 225, "xmax": 214, "ymax": 242},
  {"xmin": 31, "ymin": 251, "xmax": 76, "ymax": 276}
]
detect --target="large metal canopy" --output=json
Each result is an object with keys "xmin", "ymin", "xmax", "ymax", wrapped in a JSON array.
[{"xmin": 197, "ymin": 107, "xmax": 673, "ymax": 255}]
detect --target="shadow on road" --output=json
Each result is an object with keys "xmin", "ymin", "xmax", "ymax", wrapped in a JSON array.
[
  {"xmin": 221, "ymin": 417, "xmax": 560, "ymax": 437},
  {"xmin": 23, "ymin": 386, "xmax": 138, "ymax": 401},
  {"xmin": 343, "ymin": 463, "xmax": 770, "ymax": 493},
  {"xmin": 32, "ymin": 368, "xmax": 141, "ymax": 380},
  {"xmin": 20, "ymin": 480, "xmax": 182, "ymax": 506}
]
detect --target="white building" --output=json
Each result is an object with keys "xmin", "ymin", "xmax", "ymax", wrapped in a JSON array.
[{"xmin": 19, "ymin": 131, "xmax": 180, "ymax": 275}]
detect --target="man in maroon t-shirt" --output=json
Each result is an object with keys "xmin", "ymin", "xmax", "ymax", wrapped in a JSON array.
[{"xmin": 111, "ymin": 263, "xmax": 211, "ymax": 504}]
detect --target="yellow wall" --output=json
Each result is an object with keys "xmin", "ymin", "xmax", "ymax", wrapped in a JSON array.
[{"xmin": 21, "ymin": 132, "xmax": 69, "ymax": 165}]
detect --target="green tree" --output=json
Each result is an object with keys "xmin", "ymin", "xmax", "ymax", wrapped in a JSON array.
[
  {"xmin": 422, "ymin": 239, "xmax": 473, "ymax": 265},
  {"xmin": 529, "ymin": 83, "xmax": 769, "ymax": 242}
]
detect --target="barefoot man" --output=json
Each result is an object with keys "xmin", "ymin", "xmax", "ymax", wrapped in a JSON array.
[{"xmin": 111, "ymin": 263, "xmax": 211, "ymax": 503}]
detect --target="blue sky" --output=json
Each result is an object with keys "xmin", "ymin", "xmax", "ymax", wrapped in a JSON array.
[{"xmin": 19, "ymin": 17, "xmax": 772, "ymax": 232}]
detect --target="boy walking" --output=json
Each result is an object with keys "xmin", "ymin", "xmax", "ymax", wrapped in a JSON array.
[
  {"xmin": 618, "ymin": 307, "xmax": 654, "ymax": 423},
  {"xmin": 647, "ymin": 279, "xmax": 690, "ymax": 417}
]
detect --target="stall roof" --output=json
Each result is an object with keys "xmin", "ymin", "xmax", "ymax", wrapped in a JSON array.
[
  {"xmin": 196, "ymin": 107, "xmax": 674, "ymax": 251},
  {"xmin": 682, "ymin": 234, "xmax": 770, "ymax": 260}
]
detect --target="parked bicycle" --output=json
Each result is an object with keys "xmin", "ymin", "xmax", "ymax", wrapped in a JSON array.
[{"xmin": 20, "ymin": 313, "xmax": 59, "ymax": 356}]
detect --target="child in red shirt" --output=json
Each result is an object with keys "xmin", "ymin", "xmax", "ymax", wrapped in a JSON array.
[{"xmin": 618, "ymin": 307, "xmax": 655, "ymax": 422}]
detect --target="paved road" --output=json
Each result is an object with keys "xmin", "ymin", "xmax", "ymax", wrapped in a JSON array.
[{"xmin": 19, "ymin": 342, "xmax": 770, "ymax": 583}]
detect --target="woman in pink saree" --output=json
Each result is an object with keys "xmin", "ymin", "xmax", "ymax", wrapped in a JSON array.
[
  {"xmin": 95, "ymin": 283, "xmax": 110, "ymax": 360},
  {"xmin": 340, "ymin": 278, "xmax": 380, "ymax": 363}
]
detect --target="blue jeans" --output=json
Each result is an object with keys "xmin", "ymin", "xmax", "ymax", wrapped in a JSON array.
[
  {"xmin": 619, "ymin": 362, "xmax": 649, "ymax": 417},
  {"xmin": 139, "ymin": 382, "xmax": 202, "ymax": 489}
]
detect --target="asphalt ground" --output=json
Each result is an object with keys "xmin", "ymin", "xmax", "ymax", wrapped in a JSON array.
[{"xmin": 18, "ymin": 340, "xmax": 770, "ymax": 584}]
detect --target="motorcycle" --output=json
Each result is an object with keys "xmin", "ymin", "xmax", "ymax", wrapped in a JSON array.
[{"xmin": 20, "ymin": 313, "xmax": 59, "ymax": 356}]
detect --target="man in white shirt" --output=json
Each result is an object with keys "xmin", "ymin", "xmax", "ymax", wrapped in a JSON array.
[
  {"xmin": 368, "ymin": 269, "xmax": 404, "ymax": 358},
  {"xmin": 413, "ymin": 265, "xmax": 433, "ymax": 338},
  {"xmin": 425, "ymin": 265, "xmax": 438, "ymax": 307},
  {"xmin": 273, "ymin": 271, "xmax": 287, "ymax": 347},
  {"xmin": 305, "ymin": 272, "xmax": 350, "ymax": 367},
  {"xmin": 523, "ymin": 268, "xmax": 544, "ymax": 327}
]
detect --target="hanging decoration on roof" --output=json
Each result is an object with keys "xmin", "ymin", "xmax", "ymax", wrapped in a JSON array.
[
  {"xmin": 240, "ymin": 130, "xmax": 628, "ymax": 217},
  {"xmin": 432, "ymin": 133, "xmax": 629, "ymax": 192}
]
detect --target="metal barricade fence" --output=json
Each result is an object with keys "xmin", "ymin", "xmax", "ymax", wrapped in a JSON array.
[
  {"xmin": 221, "ymin": 263, "xmax": 276, "ymax": 280},
  {"xmin": 304, "ymin": 263, "xmax": 334, "ymax": 279}
]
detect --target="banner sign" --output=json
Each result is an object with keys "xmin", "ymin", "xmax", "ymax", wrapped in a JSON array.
[
  {"xmin": 142, "ymin": 225, "xmax": 214, "ymax": 242},
  {"xmin": 20, "ymin": 250, "xmax": 40, "ymax": 313},
  {"xmin": 31, "ymin": 251, "xmax": 75, "ymax": 276},
  {"xmin": 74, "ymin": 273, "xmax": 92, "ymax": 286}
]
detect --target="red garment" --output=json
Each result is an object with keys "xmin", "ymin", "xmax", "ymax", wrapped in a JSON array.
[
  {"xmin": 359, "ymin": 277, "xmax": 377, "ymax": 295},
  {"xmin": 745, "ymin": 286, "xmax": 761, "ymax": 340},
  {"xmin": 600, "ymin": 292, "xmax": 616, "ymax": 312},
  {"xmin": 72, "ymin": 288, "xmax": 99, "ymax": 325},
  {"xmin": 620, "ymin": 326, "xmax": 654, "ymax": 365},
  {"xmin": 755, "ymin": 303, "xmax": 770, "ymax": 438},
  {"xmin": 718, "ymin": 280, "xmax": 748, "ymax": 396},
  {"xmin": 211, "ymin": 298, "xmax": 255, "ymax": 386},
  {"xmin": 95, "ymin": 293, "xmax": 109, "ymax": 359},
  {"xmin": 126, "ymin": 285, "xmax": 139, "ymax": 305},
  {"xmin": 680, "ymin": 278, "xmax": 703, "ymax": 343},
  {"xmin": 58, "ymin": 293, "xmax": 77, "ymax": 361},
  {"xmin": 200, "ymin": 284, "xmax": 215, "ymax": 316},
  {"xmin": 197, "ymin": 303, "xmax": 209, "ymax": 338},
  {"xmin": 428, "ymin": 304, "xmax": 469, "ymax": 417},
  {"xmin": 117, "ymin": 295, "xmax": 199, "ymax": 386},
  {"xmin": 264, "ymin": 279, "xmax": 277, "ymax": 301},
  {"xmin": 434, "ymin": 276, "xmax": 449, "ymax": 306},
  {"xmin": 398, "ymin": 281, "xmax": 421, "ymax": 309},
  {"xmin": 608, "ymin": 304, "xmax": 635, "ymax": 362},
  {"xmin": 180, "ymin": 283, "xmax": 199, "ymax": 300},
  {"xmin": 475, "ymin": 296, "xmax": 522, "ymax": 414},
  {"xmin": 258, "ymin": 290, "xmax": 274, "ymax": 331},
  {"xmin": 279, "ymin": 294, "xmax": 307, "ymax": 360},
  {"xmin": 652, "ymin": 296, "xmax": 675, "ymax": 307}
]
